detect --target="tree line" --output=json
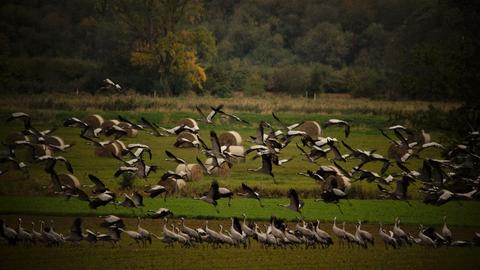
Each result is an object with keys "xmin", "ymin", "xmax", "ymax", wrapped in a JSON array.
[{"xmin": 0, "ymin": 0, "xmax": 477, "ymax": 103}]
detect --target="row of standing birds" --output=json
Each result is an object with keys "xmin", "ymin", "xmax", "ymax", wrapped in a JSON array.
[
  {"xmin": 1, "ymin": 108, "xmax": 479, "ymax": 215},
  {"xmin": 1, "ymin": 215, "xmax": 479, "ymax": 249}
]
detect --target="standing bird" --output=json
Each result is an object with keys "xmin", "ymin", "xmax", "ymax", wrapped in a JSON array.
[
  {"xmin": 237, "ymin": 183, "xmax": 264, "ymax": 207},
  {"xmin": 442, "ymin": 216, "xmax": 452, "ymax": 244},
  {"xmin": 332, "ymin": 217, "xmax": 346, "ymax": 246},
  {"xmin": 179, "ymin": 218, "xmax": 200, "ymax": 241},
  {"xmin": 418, "ymin": 224, "xmax": 437, "ymax": 247},
  {"xmin": 278, "ymin": 189, "xmax": 304, "ymax": 214},
  {"xmin": 16, "ymin": 218, "xmax": 32, "ymax": 246},
  {"xmin": 378, "ymin": 223, "xmax": 398, "ymax": 249},
  {"xmin": 393, "ymin": 217, "xmax": 411, "ymax": 246},
  {"xmin": 355, "ymin": 220, "xmax": 374, "ymax": 248},
  {"xmin": 118, "ymin": 228, "xmax": 144, "ymax": 247}
]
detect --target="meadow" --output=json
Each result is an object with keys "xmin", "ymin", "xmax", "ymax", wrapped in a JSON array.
[
  {"xmin": 0, "ymin": 197, "xmax": 479, "ymax": 226},
  {"xmin": 0, "ymin": 93, "xmax": 452, "ymax": 199},
  {"xmin": 0, "ymin": 93, "xmax": 476, "ymax": 270}
]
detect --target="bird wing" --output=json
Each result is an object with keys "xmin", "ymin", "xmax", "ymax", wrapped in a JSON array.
[
  {"xmin": 209, "ymin": 180, "xmax": 220, "ymax": 200},
  {"xmin": 256, "ymin": 122, "xmax": 265, "ymax": 145},
  {"xmin": 241, "ymin": 183, "xmax": 255, "ymax": 195},
  {"xmin": 288, "ymin": 188, "xmax": 300, "ymax": 210},
  {"xmin": 132, "ymin": 191, "xmax": 144, "ymax": 207},
  {"xmin": 296, "ymin": 143, "xmax": 309, "ymax": 157},
  {"xmin": 196, "ymin": 157, "xmax": 211, "ymax": 174},
  {"xmin": 57, "ymin": 156, "xmax": 74, "ymax": 174},
  {"xmin": 333, "ymin": 161, "xmax": 351, "ymax": 177},
  {"xmin": 341, "ymin": 140, "xmax": 356, "ymax": 154},
  {"xmin": 88, "ymin": 174, "xmax": 106, "ymax": 190},
  {"xmin": 195, "ymin": 105, "xmax": 207, "ymax": 119},
  {"xmin": 210, "ymin": 131, "xmax": 221, "ymax": 155},
  {"xmin": 165, "ymin": 150, "xmax": 186, "ymax": 164},
  {"xmin": 141, "ymin": 117, "xmax": 163, "ymax": 137},
  {"xmin": 64, "ymin": 117, "xmax": 87, "ymax": 128},
  {"xmin": 272, "ymin": 112, "xmax": 286, "ymax": 128}
]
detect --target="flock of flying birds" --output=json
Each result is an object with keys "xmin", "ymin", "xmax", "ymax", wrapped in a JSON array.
[{"xmin": 0, "ymin": 105, "xmax": 479, "ymax": 248}]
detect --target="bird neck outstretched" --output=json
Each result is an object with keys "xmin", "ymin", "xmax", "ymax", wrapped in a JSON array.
[{"xmin": 136, "ymin": 217, "xmax": 141, "ymax": 228}]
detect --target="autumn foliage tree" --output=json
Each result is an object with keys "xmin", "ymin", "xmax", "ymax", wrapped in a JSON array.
[{"xmin": 109, "ymin": 0, "xmax": 215, "ymax": 95}]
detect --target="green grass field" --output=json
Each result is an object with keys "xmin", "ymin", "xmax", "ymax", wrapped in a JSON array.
[
  {"xmin": 0, "ymin": 109, "xmax": 445, "ymax": 199},
  {"xmin": 1, "ymin": 196, "xmax": 479, "ymax": 226},
  {"xmin": 0, "ymin": 96, "xmax": 475, "ymax": 270}
]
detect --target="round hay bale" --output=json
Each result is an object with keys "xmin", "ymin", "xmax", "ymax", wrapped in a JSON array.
[
  {"xmin": 226, "ymin": 145, "xmax": 245, "ymax": 163},
  {"xmin": 101, "ymin": 119, "xmax": 120, "ymax": 130},
  {"xmin": 219, "ymin": 131, "xmax": 242, "ymax": 146},
  {"xmin": 58, "ymin": 173, "xmax": 81, "ymax": 188},
  {"xmin": 176, "ymin": 179, "xmax": 187, "ymax": 192},
  {"xmin": 298, "ymin": 121, "xmax": 322, "ymax": 138},
  {"xmin": 205, "ymin": 158, "xmax": 231, "ymax": 177},
  {"xmin": 175, "ymin": 164, "xmax": 203, "ymax": 181},
  {"xmin": 95, "ymin": 142, "xmax": 120, "ymax": 157},
  {"xmin": 177, "ymin": 118, "xmax": 198, "ymax": 129},
  {"xmin": 323, "ymin": 174, "xmax": 350, "ymax": 193},
  {"xmin": 175, "ymin": 132, "xmax": 198, "ymax": 148},
  {"xmin": 158, "ymin": 177, "xmax": 187, "ymax": 194},
  {"xmin": 45, "ymin": 135, "xmax": 65, "ymax": 147},
  {"xmin": 84, "ymin": 114, "xmax": 104, "ymax": 129},
  {"xmin": 4, "ymin": 132, "xmax": 29, "ymax": 145},
  {"xmin": 127, "ymin": 128, "xmax": 138, "ymax": 138}
]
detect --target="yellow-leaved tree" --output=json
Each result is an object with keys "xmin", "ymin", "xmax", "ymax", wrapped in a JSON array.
[{"xmin": 109, "ymin": 0, "xmax": 215, "ymax": 95}]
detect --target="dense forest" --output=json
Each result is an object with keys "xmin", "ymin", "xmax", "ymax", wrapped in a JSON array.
[{"xmin": 0, "ymin": 0, "xmax": 478, "ymax": 102}]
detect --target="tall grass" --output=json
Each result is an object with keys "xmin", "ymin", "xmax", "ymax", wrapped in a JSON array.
[{"xmin": 0, "ymin": 92, "xmax": 461, "ymax": 115}]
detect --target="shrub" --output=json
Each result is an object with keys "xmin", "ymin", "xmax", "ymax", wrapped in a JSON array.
[
  {"xmin": 270, "ymin": 65, "xmax": 309, "ymax": 94},
  {"xmin": 345, "ymin": 68, "xmax": 386, "ymax": 98}
]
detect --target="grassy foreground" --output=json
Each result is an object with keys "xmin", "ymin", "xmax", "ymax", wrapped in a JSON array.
[{"xmin": 1, "ymin": 196, "xmax": 479, "ymax": 226}]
